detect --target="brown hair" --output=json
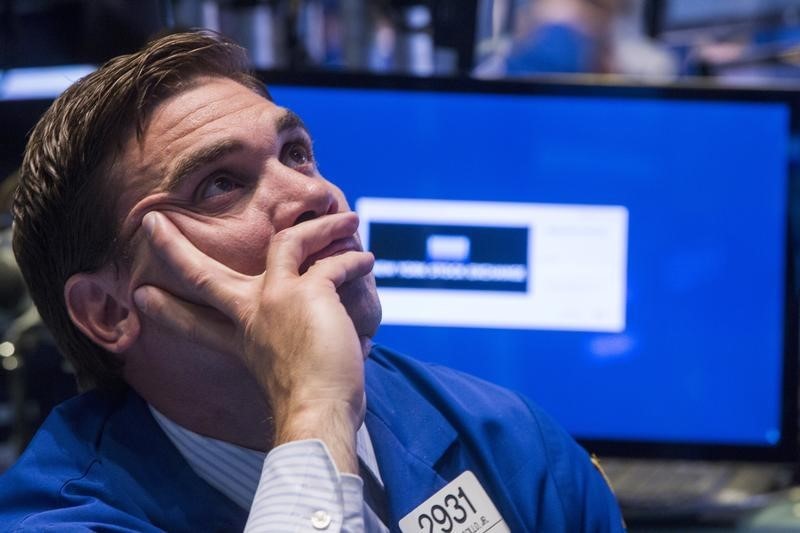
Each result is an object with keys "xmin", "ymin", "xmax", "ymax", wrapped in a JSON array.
[{"xmin": 12, "ymin": 30, "xmax": 268, "ymax": 390}]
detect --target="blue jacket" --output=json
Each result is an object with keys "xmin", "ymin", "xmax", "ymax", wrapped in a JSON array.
[{"xmin": 0, "ymin": 345, "xmax": 624, "ymax": 531}]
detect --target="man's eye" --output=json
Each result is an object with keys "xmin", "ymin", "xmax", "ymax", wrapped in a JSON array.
[
  {"xmin": 282, "ymin": 142, "xmax": 313, "ymax": 168},
  {"xmin": 201, "ymin": 175, "xmax": 241, "ymax": 199}
]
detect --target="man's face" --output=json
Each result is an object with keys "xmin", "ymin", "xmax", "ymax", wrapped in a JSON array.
[{"xmin": 115, "ymin": 76, "xmax": 381, "ymax": 353}]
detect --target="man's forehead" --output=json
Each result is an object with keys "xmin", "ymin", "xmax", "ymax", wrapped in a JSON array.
[
  {"xmin": 123, "ymin": 78, "xmax": 303, "ymax": 170},
  {"xmin": 144, "ymin": 77, "xmax": 279, "ymax": 139}
]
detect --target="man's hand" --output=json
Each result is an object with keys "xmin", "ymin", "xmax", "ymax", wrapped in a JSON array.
[{"xmin": 132, "ymin": 210, "xmax": 374, "ymax": 473}]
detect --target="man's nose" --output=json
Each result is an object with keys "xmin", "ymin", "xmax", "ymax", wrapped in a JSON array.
[
  {"xmin": 280, "ymin": 177, "xmax": 339, "ymax": 230},
  {"xmin": 295, "ymin": 180, "xmax": 338, "ymax": 224}
]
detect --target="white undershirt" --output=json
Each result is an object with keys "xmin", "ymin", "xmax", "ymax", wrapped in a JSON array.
[{"xmin": 149, "ymin": 406, "xmax": 389, "ymax": 532}]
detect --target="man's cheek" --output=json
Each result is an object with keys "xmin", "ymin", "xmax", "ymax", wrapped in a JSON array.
[
  {"xmin": 194, "ymin": 228, "xmax": 272, "ymax": 276},
  {"xmin": 160, "ymin": 212, "xmax": 273, "ymax": 276}
]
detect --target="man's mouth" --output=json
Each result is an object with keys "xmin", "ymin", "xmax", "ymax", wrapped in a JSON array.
[{"xmin": 299, "ymin": 236, "xmax": 362, "ymax": 274}]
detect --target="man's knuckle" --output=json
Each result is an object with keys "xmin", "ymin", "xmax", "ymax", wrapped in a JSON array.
[
  {"xmin": 189, "ymin": 270, "xmax": 213, "ymax": 291},
  {"xmin": 271, "ymin": 230, "xmax": 293, "ymax": 246}
]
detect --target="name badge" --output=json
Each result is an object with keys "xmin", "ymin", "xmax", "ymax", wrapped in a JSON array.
[{"xmin": 398, "ymin": 471, "xmax": 510, "ymax": 533}]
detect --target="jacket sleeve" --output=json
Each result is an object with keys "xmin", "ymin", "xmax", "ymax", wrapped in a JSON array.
[
  {"xmin": 520, "ymin": 394, "xmax": 627, "ymax": 532},
  {"xmin": 6, "ymin": 503, "xmax": 167, "ymax": 533},
  {"xmin": 0, "ymin": 458, "xmax": 169, "ymax": 533}
]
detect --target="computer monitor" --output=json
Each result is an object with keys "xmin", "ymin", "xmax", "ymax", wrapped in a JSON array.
[
  {"xmin": 265, "ymin": 73, "xmax": 800, "ymax": 462},
  {"xmin": 654, "ymin": 0, "xmax": 800, "ymax": 34},
  {"xmin": 2, "ymin": 69, "xmax": 798, "ymax": 463}
]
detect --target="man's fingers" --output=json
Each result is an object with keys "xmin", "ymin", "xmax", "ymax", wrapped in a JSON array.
[
  {"xmin": 266, "ymin": 212, "xmax": 361, "ymax": 280},
  {"xmin": 133, "ymin": 285, "xmax": 237, "ymax": 354},
  {"xmin": 305, "ymin": 250, "xmax": 375, "ymax": 288},
  {"xmin": 142, "ymin": 211, "xmax": 248, "ymax": 317}
]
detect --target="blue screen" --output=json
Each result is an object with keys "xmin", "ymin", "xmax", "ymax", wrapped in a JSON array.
[{"xmin": 270, "ymin": 85, "xmax": 790, "ymax": 447}]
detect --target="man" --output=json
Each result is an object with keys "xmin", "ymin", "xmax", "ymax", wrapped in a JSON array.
[{"xmin": 1, "ymin": 31, "xmax": 623, "ymax": 531}]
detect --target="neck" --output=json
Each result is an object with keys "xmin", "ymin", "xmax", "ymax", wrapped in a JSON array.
[{"xmin": 123, "ymin": 342, "xmax": 274, "ymax": 451}]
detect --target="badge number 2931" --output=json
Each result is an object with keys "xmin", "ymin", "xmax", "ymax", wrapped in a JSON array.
[{"xmin": 398, "ymin": 471, "xmax": 510, "ymax": 533}]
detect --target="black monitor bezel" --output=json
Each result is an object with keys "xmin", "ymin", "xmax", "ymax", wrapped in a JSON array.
[{"xmin": 257, "ymin": 70, "xmax": 800, "ymax": 463}]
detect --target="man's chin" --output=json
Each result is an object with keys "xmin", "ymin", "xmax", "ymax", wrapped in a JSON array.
[{"xmin": 338, "ymin": 275, "xmax": 381, "ymax": 343}]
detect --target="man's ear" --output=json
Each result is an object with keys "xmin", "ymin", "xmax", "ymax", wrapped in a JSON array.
[{"xmin": 64, "ymin": 271, "xmax": 141, "ymax": 354}]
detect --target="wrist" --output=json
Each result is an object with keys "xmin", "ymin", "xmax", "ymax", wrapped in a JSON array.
[{"xmin": 273, "ymin": 399, "xmax": 363, "ymax": 474}]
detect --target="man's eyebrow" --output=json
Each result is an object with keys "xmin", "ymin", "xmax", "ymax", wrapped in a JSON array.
[
  {"xmin": 161, "ymin": 139, "xmax": 245, "ymax": 193},
  {"xmin": 276, "ymin": 110, "xmax": 308, "ymax": 135},
  {"xmin": 159, "ymin": 110, "xmax": 307, "ymax": 194}
]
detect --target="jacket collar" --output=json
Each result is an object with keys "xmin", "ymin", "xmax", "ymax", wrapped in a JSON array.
[
  {"xmin": 103, "ymin": 389, "xmax": 248, "ymax": 531},
  {"xmin": 365, "ymin": 346, "xmax": 459, "ymax": 529}
]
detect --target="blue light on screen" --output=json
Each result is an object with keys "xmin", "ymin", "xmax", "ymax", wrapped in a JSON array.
[
  {"xmin": 0, "ymin": 65, "xmax": 96, "ymax": 100},
  {"xmin": 270, "ymin": 85, "xmax": 789, "ymax": 447}
]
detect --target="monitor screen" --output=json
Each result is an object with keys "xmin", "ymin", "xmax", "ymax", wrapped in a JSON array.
[
  {"xmin": 658, "ymin": 0, "xmax": 799, "ymax": 32},
  {"xmin": 268, "ymin": 76, "xmax": 799, "ymax": 460}
]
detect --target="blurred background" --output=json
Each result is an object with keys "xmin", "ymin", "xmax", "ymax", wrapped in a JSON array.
[
  {"xmin": 3, "ymin": 0, "xmax": 800, "ymax": 179},
  {"xmin": 3, "ymin": 0, "xmax": 800, "ymax": 83}
]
